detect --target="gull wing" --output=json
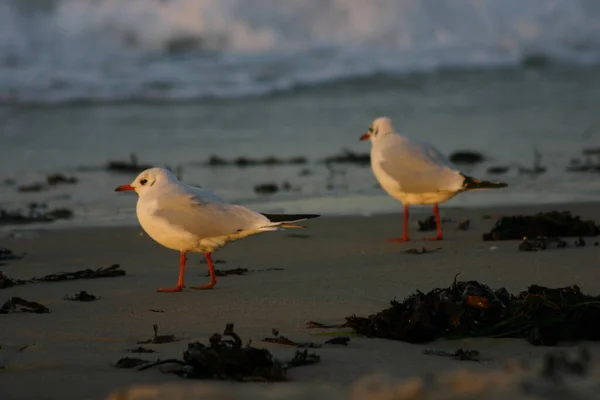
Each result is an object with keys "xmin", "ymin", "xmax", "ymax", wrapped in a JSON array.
[
  {"xmin": 378, "ymin": 135, "xmax": 463, "ymax": 194},
  {"xmin": 151, "ymin": 185, "xmax": 269, "ymax": 239}
]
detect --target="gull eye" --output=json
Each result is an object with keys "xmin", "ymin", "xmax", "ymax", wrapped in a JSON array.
[
  {"xmin": 140, "ymin": 179, "xmax": 148, "ymax": 185},
  {"xmin": 369, "ymin": 127, "xmax": 373, "ymax": 133}
]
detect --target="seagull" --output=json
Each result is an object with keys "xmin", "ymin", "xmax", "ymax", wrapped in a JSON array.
[
  {"xmin": 360, "ymin": 117, "xmax": 507, "ymax": 241},
  {"xmin": 115, "ymin": 167, "xmax": 319, "ymax": 292}
]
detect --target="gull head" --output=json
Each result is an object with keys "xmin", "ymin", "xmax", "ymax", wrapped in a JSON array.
[
  {"xmin": 114, "ymin": 167, "xmax": 178, "ymax": 196},
  {"xmin": 360, "ymin": 117, "xmax": 396, "ymax": 142}
]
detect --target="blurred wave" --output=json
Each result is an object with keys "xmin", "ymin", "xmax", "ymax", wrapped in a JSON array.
[{"xmin": 1, "ymin": 0, "xmax": 600, "ymax": 104}]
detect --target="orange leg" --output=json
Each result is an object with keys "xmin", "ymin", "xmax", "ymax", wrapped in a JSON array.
[
  {"xmin": 157, "ymin": 251, "xmax": 186, "ymax": 292},
  {"xmin": 386, "ymin": 204, "xmax": 410, "ymax": 242},
  {"xmin": 424, "ymin": 204, "xmax": 444, "ymax": 241},
  {"xmin": 191, "ymin": 252, "xmax": 218, "ymax": 290}
]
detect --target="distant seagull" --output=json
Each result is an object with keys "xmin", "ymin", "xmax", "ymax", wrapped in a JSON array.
[
  {"xmin": 115, "ymin": 168, "xmax": 319, "ymax": 292},
  {"xmin": 360, "ymin": 117, "xmax": 507, "ymax": 241}
]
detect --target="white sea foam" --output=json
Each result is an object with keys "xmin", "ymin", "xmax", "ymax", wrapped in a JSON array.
[{"xmin": 1, "ymin": 0, "xmax": 600, "ymax": 103}]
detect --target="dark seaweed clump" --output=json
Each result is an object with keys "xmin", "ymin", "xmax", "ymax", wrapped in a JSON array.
[
  {"xmin": 115, "ymin": 357, "xmax": 152, "ymax": 369},
  {"xmin": 0, "ymin": 264, "xmax": 125, "ymax": 289},
  {"xmin": 344, "ymin": 275, "xmax": 600, "ymax": 346},
  {"xmin": 135, "ymin": 323, "xmax": 320, "ymax": 381},
  {"xmin": 0, "ymin": 297, "xmax": 49, "ymax": 313},
  {"xmin": 205, "ymin": 267, "xmax": 283, "ymax": 277},
  {"xmin": 106, "ymin": 153, "xmax": 152, "ymax": 174},
  {"xmin": 253, "ymin": 181, "xmax": 292, "ymax": 195},
  {"xmin": 137, "ymin": 324, "xmax": 178, "ymax": 344},
  {"xmin": 483, "ymin": 211, "xmax": 599, "ymax": 241},
  {"xmin": 206, "ymin": 155, "xmax": 307, "ymax": 167},
  {"xmin": 17, "ymin": 173, "xmax": 78, "ymax": 192},
  {"xmin": 422, "ymin": 348, "xmax": 481, "ymax": 362},
  {"xmin": 448, "ymin": 150, "xmax": 485, "ymax": 165},
  {"xmin": 0, "ymin": 248, "xmax": 24, "ymax": 262},
  {"xmin": 0, "ymin": 203, "xmax": 73, "ymax": 226},
  {"xmin": 63, "ymin": 291, "xmax": 99, "ymax": 301},
  {"xmin": 518, "ymin": 236, "xmax": 568, "ymax": 251},
  {"xmin": 323, "ymin": 149, "xmax": 370, "ymax": 166},
  {"xmin": 261, "ymin": 328, "xmax": 350, "ymax": 348}
]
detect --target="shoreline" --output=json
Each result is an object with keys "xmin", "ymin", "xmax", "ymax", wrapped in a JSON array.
[{"xmin": 2, "ymin": 199, "xmax": 598, "ymax": 235}]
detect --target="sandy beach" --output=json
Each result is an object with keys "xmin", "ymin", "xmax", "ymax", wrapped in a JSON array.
[
  {"xmin": 3, "ymin": 2, "xmax": 600, "ymax": 399},
  {"xmin": 2, "ymin": 202, "xmax": 600, "ymax": 399}
]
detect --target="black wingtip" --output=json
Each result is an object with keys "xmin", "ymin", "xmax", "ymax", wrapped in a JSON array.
[
  {"xmin": 462, "ymin": 175, "xmax": 508, "ymax": 190},
  {"xmin": 261, "ymin": 213, "xmax": 320, "ymax": 223}
]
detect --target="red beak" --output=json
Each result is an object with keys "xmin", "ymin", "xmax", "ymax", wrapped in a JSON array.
[
  {"xmin": 114, "ymin": 184, "xmax": 135, "ymax": 192},
  {"xmin": 359, "ymin": 133, "xmax": 371, "ymax": 141}
]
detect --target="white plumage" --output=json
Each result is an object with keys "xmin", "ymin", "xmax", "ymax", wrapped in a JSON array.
[
  {"xmin": 361, "ymin": 117, "xmax": 507, "ymax": 241},
  {"xmin": 115, "ymin": 168, "xmax": 319, "ymax": 292}
]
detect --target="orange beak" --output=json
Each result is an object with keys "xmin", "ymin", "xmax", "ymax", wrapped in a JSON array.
[
  {"xmin": 359, "ymin": 132, "xmax": 371, "ymax": 141},
  {"xmin": 114, "ymin": 184, "xmax": 135, "ymax": 192}
]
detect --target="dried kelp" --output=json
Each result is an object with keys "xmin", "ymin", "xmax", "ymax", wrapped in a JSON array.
[
  {"xmin": 483, "ymin": 211, "xmax": 599, "ymax": 241},
  {"xmin": 286, "ymin": 234, "xmax": 311, "ymax": 239},
  {"xmin": 206, "ymin": 268, "xmax": 283, "ymax": 277},
  {"xmin": 17, "ymin": 183, "xmax": 45, "ymax": 192},
  {"xmin": 0, "ymin": 264, "xmax": 125, "ymax": 289},
  {"xmin": 285, "ymin": 349, "xmax": 320, "ymax": 369},
  {"xmin": 138, "ymin": 323, "xmax": 320, "ymax": 381},
  {"xmin": 46, "ymin": 173, "xmax": 77, "ymax": 185},
  {"xmin": 210, "ymin": 268, "xmax": 249, "ymax": 277},
  {"xmin": 487, "ymin": 165, "xmax": 510, "ymax": 174},
  {"xmin": 0, "ymin": 248, "xmax": 24, "ymax": 261},
  {"xmin": 261, "ymin": 329, "xmax": 350, "ymax": 348},
  {"xmin": 128, "ymin": 347, "xmax": 156, "ymax": 354},
  {"xmin": 423, "ymin": 348, "xmax": 481, "ymax": 361},
  {"xmin": 418, "ymin": 216, "xmax": 438, "ymax": 231},
  {"xmin": 115, "ymin": 357, "xmax": 152, "ymax": 368},
  {"xmin": 457, "ymin": 220, "xmax": 470, "ymax": 231},
  {"xmin": 418, "ymin": 216, "xmax": 454, "ymax": 232},
  {"xmin": 324, "ymin": 337, "xmax": 350, "ymax": 346},
  {"xmin": 254, "ymin": 183, "xmax": 279, "ymax": 194},
  {"xmin": 0, "ymin": 272, "xmax": 15, "ymax": 289},
  {"xmin": 106, "ymin": 153, "xmax": 152, "ymax": 174},
  {"xmin": 0, "ymin": 297, "xmax": 49, "ymax": 314},
  {"xmin": 518, "ymin": 236, "xmax": 595, "ymax": 251},
  {"xmin": 0, "ymin": 203, "xmax": 73, "ymax": 225},
  {"xmin": 17, "ymin": 174, "xmax": 77, "ymax": 192},
  {"xmin": 567, "ymin": 160, "xmax": 600, "ymax": 173},
  {"xmin": 404, "ymin": 247, "xmax": 441, "ymax": 255},
  {"xmin": 205, "ymin": 155, "xmax": 307, "ymax": 167},
  {"xmin": 449, "ymin": 150, "xmax": 485, "ymax": 165},
  {"xmin": 306, "ymin": 321, "xmax": 345, "ymax": 329},
  {"xmin": 323, "ymin": 149, "xmax": 370, "ymax": 166},
  {"xmin": 63, "ymin": 291, "xmax": 99, "ymax": 301},
  {"xmin": 343, "ymin": 275, "xmax": 600, "ymax": 346},
  {"xmin": 137, "ymin": 324, "xmax": 179, "ymax": 344},
  {"xmin": 262, "ymin": 329, "xmax": 321, "ymax": 348},
  {"xmin": 199, "ymin": 258, "xmax": 226, "ymax": 264},
  {"xmin": 518, "ymin": 236, "xmax": 567, "ymax": 251},
  {"xmin": 254, "ymin": 181, "xmax": 292, "ymax": 195}
]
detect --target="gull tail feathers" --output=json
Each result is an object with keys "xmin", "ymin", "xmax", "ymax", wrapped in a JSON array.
[
  {"xmin": 461, "ymin": 175, "xmax": 508, "ymax": 191},
  {"xmin": 260, "ymin": 213, "xmax": 320, "ymax": 230}
]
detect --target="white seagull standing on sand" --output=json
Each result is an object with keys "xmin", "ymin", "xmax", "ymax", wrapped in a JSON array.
[
  {"xmin": 360, "ymin": 117, "xmax": 507, "ymax": 241},
  {"xmin": 115, "ymin": 167, "xmax": 319, "ymax": 292}
]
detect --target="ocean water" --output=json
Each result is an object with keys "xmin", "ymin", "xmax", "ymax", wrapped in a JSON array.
[{"xmin": 1, "ymin": 0, "xmax": 600, "ymax": 227}]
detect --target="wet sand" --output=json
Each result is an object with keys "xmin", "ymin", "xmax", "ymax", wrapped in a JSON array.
[{"xmin": 1, "ymin": 202, "xmax": 600, "ymax": 400}]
